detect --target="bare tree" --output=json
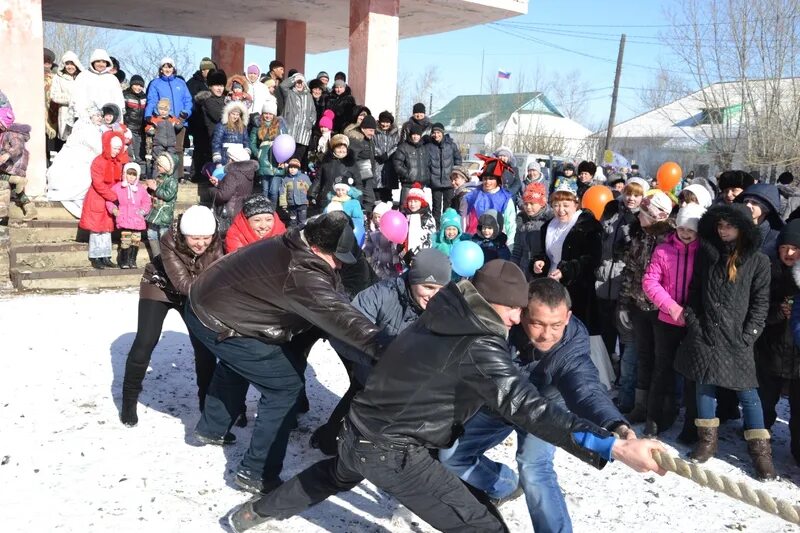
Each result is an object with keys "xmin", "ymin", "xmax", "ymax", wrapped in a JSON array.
[
  {"xmin": 395, "ymin": 65, "xmax": 441, "ymax": 119},
  {"xmin": 638, "ymin": 65, "xmax": 692, "ymax": 112},
  {"xmin": 120, "ymin": 36, "xmax": 195, "ymax": 84},
  {"xmin": 549, "ymin": 68, "xmax": 591, "ymax": 124},
  {"xmin": 44, "ymin": 22, "xmax": 112, "ymax": 67},
  {"xmin": 506, "ymin": 121, "xmax": 569, "ymax": 155}
]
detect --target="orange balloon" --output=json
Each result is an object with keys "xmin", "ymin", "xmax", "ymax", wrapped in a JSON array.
[
  {"xmin": 581, "ymin": 185, "xmax": 614, "ymax": 221},
  {"xmin": 657, "ymin": 162, "xmax": 682, "ymax": 192}
]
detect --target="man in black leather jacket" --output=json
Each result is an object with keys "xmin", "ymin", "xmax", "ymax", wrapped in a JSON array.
[
  {"xmin": 226, "ymin": 260, "xmax": 666, "ymax": 533},
  {"xmin": 185, "ymin": 211, "xmax": 384, "ymax": 495}
]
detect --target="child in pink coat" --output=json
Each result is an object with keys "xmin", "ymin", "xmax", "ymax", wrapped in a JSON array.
[
  {"xmin": 107, "ymin": 162, "xmax": 151, "ymax": 269},
  {"xmin": 640, "ymin": 202, "xmax": 705, "ymax": 436}
]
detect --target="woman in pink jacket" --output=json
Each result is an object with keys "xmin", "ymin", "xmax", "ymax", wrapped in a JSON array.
[
  {"xmin": 641, "ymin": 203, "xmax": 705, "ymax": 437},
  {"xmin": 107, "ymin": 162, "xmax": 152, "ymax": 268}
]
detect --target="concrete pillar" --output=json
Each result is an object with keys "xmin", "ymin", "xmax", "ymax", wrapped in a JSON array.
[
  {"xmin": 348, "ymin": 0, "xmax": 399, "ymax": 115},
  {"xmin": 211, "ymin": 36, "xmax": 245, "ymax": 75},
  {"xmin": 0, "ymin": 0, "xmax": 47, "ymax": 197},
  {"xmin": 275, "ymin": 20, "xmax": 307, "ymax": 75}
]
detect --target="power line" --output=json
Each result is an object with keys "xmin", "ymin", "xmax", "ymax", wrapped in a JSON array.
[{"xmin": 495, "ymin": 13, "xmax": 800, "ymax": 30}]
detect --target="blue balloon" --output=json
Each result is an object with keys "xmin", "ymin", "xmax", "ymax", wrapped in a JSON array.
[
  {"xmin": 450, "ymin": 240, "xmax": 484, "ymax": 277},
  {"xmin": 353, "ymin": 222, "xmax": 366, "ymax": 247},
  {"xmin": 212, "ymin": 166, "xmax": 226, "ymax": 181}
]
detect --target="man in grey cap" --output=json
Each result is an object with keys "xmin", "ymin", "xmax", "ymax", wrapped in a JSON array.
[
  {"xmin": 185, "ymin": 211, "xmax": 387, "ymax": 494},
  {"xmin": 226, "ymin": 260, "xmax": 666, "ymax": 532}
]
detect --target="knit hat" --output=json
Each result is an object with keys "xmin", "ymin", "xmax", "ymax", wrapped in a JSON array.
[
  {"xmin": 287, "ymin": 158, "xmax": 301, "ymax": 168},
  {"xmin": 450, "ymin": 166, "xmax": 470, "ymax": 183},
  {"xmin": 242, "ymin": 194, "xmax": 275, "ymax": 219},
  {"xmin": 226, "ymin": 145, "xmax": 250, "ymax": 163},
  {"xmin": 317, "ymin": 71, "xmax": 329, "ymax": 81},
  {"xmin": 406, "ymin": 187, "xmax": 426, "ymax": 203},
  {"xmin": 335, "ymin": 71, "xmax": 347, "ymax": 82},
  {"xmin": 330, "ymin": 133, "xmax": 350, "ymax": 149},
  {"xmin": 577, "ymin": 160, "xmax": 597, "ymax": 175},
  {"xmin": 319, "ymin": 109, "xmax": 334, "ymax": 130},
  {"xmin": 246, "ymin": 63, "xmax": 260, "ymax": 75},
  {"xmin": 408, "ymin": 249, "xmax": 452, "ymax": 286},
  {"xmin": 675, "ymin": 203, "xmax": 705, "ymax": 232},
  {"xmin": 431, "ymin": 122, "xmax": 445, "ymax": 134},
  {"xmin": 207, "ymin": 69, "xmax": 227, "ymax": 87},
  {"xmin": 156, "ymin": 153, "xmax": 174, "ymax": 173},
  {"xmin": 682, "ymin": 183, "xmax": 712, "ymax": 208},
  {"xmin": 640, "ymin": 190, "xmax": 673, "ymax": 221},
  {"xmin": 333, "ymin": 176, "xmax": 352, "ymax": 192},
  {"xmin": 563, "ymin": 162, "xmax": 575, "ymax": 171},
  {"xmin": 527, "ymin": 161, "xmax": 540, "ymax": 172},
  {"xmin": 180, "ymin": 205, "xmax": 216, "ymax": 236},
  {"xmin": 779, "ymin": 171, "xmax": 795, "ymax": 185},
  {"xmin": 494, "ymin": 146, "xmax": 513, "ymax": 159},
  {"xmin": 522, "ymin": 182, "xmax": 547, "ymax": 208},
  {"xmin": 123, "ymin": 162, "xmax": 141, "ymax": 177},
  {"xmin": 262, "ymin": 99, "xmax": 278, "ymax": 115},
  {"xmin": 627, "ymin": 177, "xmax": 650, "ymax": 194},
  {"xmin": 269, "ymin": 60, "xmax": 284, "ymax": 71},
  {"xmin": 333, "ymin": 79, "xmax": 346, "ymax": 89},
  {"xmin": 160, "ymin": 57, "xmax": 175, "ymax": 68},
  {"xmin": 412, "ymin": 102, "xmax": 426, "ymax": 114},
  {"xmin": 440, "ymin": 208, "xmax": 462, "ymax": 231},
  {"xmin": 378, "ymin": 110, "xmax": 394, "ymax": 124},
  {"xmin": 292, "ymin": 72, "xmax": 305, "ymax": 83},
  {"xmin": 199, "ymin": 57, "xmax": 215, "ymax": 71},
  {"xmin": 779, "ymin": 219, "xmax": 800, "ymax": 248},
  {"xmin": 373, "ymin": 201, "xmax": 393, "ymax": 217},
  {"xmin": 408, "ymin": 123, "xmax": 425, "ymax": 136},
  {"xmin": 472, "ymin": 260, "xmax": 529, "ymax": 308},
  {"xmin": 44, "ymin": 47, "xmax": 56, "ymax": 65},
  {"xmin": 360, "ymin": 115, "xmax": 377, "ymax": 130},
  {"xmin": 718, "ymin": 170, "xmax": 755, "ymax": 191},
  {"xmin": 129, "ymin": 74, "xmax": 145, "ymax": 87}
]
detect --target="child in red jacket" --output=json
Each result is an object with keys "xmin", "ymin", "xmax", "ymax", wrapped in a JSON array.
[{"xmin": 107, "ymin": 162, "xmax": 151, "ymax": 268}]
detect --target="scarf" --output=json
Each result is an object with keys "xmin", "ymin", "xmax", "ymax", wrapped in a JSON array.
[{"xmin": 545, "ymin": 210, "xmax": 581, "ymax": 274}]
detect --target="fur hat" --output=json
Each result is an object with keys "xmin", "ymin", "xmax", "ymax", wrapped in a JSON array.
[
  {"xmin": 577, "ymin": 160, "xmax": 597, "ymax": 175},
  {"xmin": 226, "ymin": 144, "xmax": 250, "ymax": 163},
  {"xmin": 412, "ymin": 102, "xmax": 426, "ymax": 114},
  {"xmin": 199, "ymin": 57, "xmax": 215, "ymax": 71},
  {"xmin": 308, "ymin": 79, "xmax": 324, "ymax": 91},
  {"xmin": 156, "ymin": 154, "xmax": 174, "ymax": 173},
  {"xmin": 222, "ymin": 101, "xmax": 249, "ymax": 127},
  {"xmin": 408, "ymin": 249, "xmax": 452, "ymax": 287},
  {"xmin": 675, "ymin": 203, "xmax": 705, "ymax": 232},
  {"xmin": 378, "ymin": 111, "xmax": 395, "ymax": 124},
  {"xmin": 718, "ymin": 170, "xmax": 755, "ymax": 191},
  {"xmin": 319, "ymin": 109, "xmax": 334, "ymax": 130},
  {"xmin": 180, "ymin": 205, "xmax": 216, "ymax": 236},
  {"xmin": 207, "ymin": 69, "xmax": 227, "ymax": 87},
  {"xmin": 522, "ymin": 182, "xmax": 547, "ymax": 208},
  {"xmin": 450, "ymin": 166, "xmax": 470, "ymax": 183},
  {"xmin": 242, "ymin": 194, "xmax": 275, "ymax": 219},
  {"xmin": 330, "ymin": 133, "xmax": 350, "ymax": 149},
  {"xmin": 472, "ymin": 260, "xmax": 529, "ymax": 308},
  {"xmin": 262, "ymin": 98, "xmax": 278, "ymax": 115}
]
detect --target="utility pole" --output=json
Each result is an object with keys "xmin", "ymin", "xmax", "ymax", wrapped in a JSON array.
[
  {"xmin": 604, "ymin": 34, "xmax": 626, "ymax": 156},
  {"xmin": 480, "ymin": 49, "xmax": 485, "ymax": 94}
]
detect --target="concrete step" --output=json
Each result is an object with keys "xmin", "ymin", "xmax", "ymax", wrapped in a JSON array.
[
  {"xmin": 10, "ymin": 265, "xmax": 144, "ymax": 290},
  {"xmin": 10, "ymin": 242, "xmax": 148, "ymax": 270},
  {"xmin": 8, "ymin": 201, "xmax": 79, "ymax": 221},
  {"xmin": 8, "ymin": 220, "xmax": 83, "ymax": 244},
  {"xmin": 178, "ymin": 181, "xmax": 213, "ymax": 203}
]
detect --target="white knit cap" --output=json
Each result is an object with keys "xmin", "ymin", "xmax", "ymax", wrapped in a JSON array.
[
  {"xmin": 160, "ymin": 57, "xmax": 175, "ymax": 67},
  {"xmin": 676, "ymin": 203, "xmax": 705, "ymax": 232},
  {"xmin": 683, "ymin": 183, "xmax": 713, "ymax": 209},
  {"xmin": 226, "ymin": 145, "xmax": 249, "ymax": 163},
  {"xmin": 626, "ymin": 177, "xmax": 650, "ymax": 194},
  {"xmin": 262, "ymin": 98, "xmax": 278, "ymax": 115},
  {"xmin": 373, "ymin": 201, "xmax": 392, "ymax": 217},
  {"xmin": 180, "ymin": 205, "xmax": 217, "ymax": 236}
]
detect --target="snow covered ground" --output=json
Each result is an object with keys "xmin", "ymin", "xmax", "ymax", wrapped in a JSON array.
[{"xmin": 2, "ymin": 290, "xmax": 800, "ymax": 533}]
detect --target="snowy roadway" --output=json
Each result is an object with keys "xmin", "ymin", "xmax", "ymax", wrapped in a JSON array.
[{"xmin": 2, "ymin": 290, "xmax": 800, "ymax": 532}]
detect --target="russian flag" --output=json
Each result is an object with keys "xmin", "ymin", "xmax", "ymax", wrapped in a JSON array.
[{"xmin": 497, "ymin": 70, "xmax": 511, "ymax": 79}]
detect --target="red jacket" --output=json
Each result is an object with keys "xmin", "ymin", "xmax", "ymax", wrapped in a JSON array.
[
  {"xmin": 79, "ymin": 131, "xmax": 128, "ymax": 233},
  {"xmin": 224, "ymin": 210, "xmax": 286, "ymax": 253}
]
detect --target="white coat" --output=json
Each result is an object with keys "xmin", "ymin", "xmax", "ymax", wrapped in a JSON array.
[
  {"xmin": 49, "ymin": 52, "xmax": 85, "ymax": 141},
  {"xmin": 46, "ymin": 117, "xmax": 104, "ymax": 217},
  {"xmin": 70, "ymin": 49, "xmax": 125, "ymax": 123}
]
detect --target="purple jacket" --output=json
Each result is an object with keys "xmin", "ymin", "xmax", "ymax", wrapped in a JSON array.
[
  {"xmin": 642, "ymin": 232, "xmax": 699, "ymax": 326},
  {"xmin": 107, "ymin": 181, "xmax": 152, "ymax": 231}
]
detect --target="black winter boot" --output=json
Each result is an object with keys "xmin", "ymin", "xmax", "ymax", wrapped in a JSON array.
[
  {"xmin": 101, "ymin": 257, "xmax": 116, "ymax": 268},
  {"xmin": 118, "ymin": 247, "xmax": 130, "ymax": 269},
  {"xmin": 90, "ymin": 258, "xmax": 105, "ymax": 270},
  {"xmin": 128, "ymin": 245, "xmax": 139, "ymax": 269},
  {"xmin": 120, "ymin": 395, "xmax": 139, "ymax": 427}
]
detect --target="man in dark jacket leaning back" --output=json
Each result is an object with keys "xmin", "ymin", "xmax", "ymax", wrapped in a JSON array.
[{"xmin": 226, "ymin": 260, "xmax": 666, "ymax": 533}]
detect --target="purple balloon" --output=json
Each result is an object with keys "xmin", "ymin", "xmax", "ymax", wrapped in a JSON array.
[{"xmin": 272, "ymin": 134, "xmax": 296, "ymax": 163}]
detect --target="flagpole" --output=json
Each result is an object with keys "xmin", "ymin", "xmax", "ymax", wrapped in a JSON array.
[{"xmin": 480, "ymin": 48, "xmax": 485, "ymax": 94}]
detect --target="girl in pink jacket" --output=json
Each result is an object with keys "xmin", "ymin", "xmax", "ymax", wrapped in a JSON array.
[
  {"xmin": 640, "ymin": 203, "xmax": 705, "ymax": 437},
  {"xmin": 107, "ymin": 162, "xmax": 151, "ymax": 269}
]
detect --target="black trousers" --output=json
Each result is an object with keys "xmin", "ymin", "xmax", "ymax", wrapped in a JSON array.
[
  {"xmin": 122, "ymin": 298, "xmax": 217, "ymax": 410},
  {"xmin": 374, "ymin": 187, "xmax": 393, "ymax": 203},
  {"xmin": 253, "ymin": 421, "xmax": 508, "ymax": 532},
  {"xmin": 431, "ymin": 187, "xmax": 454, "ymax": 225},
  {"xmin": 649, "ymin": 321, "xmax": 685, "ymax": 427},
  {"xmin": 360, "ymin": 178, "xmax": 376, "ymax": 212},
  {"xmin": 292, "ymin": 144, "xmax": 309, "ymax": 170},
  {"xmin": 632, "ymin": 308, "xmax": 660, "ymax": 391},
  {"xmin": 758, "ymin": 372, "xmax": 800, "ymax": 460},
  {"xmin": 597, "ymin": 297, "xmax": 620, "ymax": 359}
]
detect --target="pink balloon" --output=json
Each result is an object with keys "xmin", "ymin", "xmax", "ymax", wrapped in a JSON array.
[{"xmin": 379, "ymin": 210, "xmax": 408, "ymax": 244}]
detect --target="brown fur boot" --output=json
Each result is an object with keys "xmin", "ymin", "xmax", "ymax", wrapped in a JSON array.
[
  {"xmin": 689, "ymin": 418, "xmax": 719, "ymax": 463},
  {"xmin": 745, "ymin": 429, "xmax": 776, "ymax": 481}
]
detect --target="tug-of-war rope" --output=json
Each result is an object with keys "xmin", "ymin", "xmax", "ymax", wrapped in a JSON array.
[{"xmin": 651, "ymin": 450, "xmax": 800, "ymax": 525}]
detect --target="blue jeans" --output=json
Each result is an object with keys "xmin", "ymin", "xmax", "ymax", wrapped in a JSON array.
[
  {"xmin": 440, "ymin": 408, "xmax": 573, "ymax": 533},
  {"xmin": 617, "ymin": 340, "xmax": 638, "ymax": 412},
  {"xmin": 262, "ymin": 175, "xmax": 281, "ymax": 207},
  {"xmin": 696, "ymin": 384, "xmax": 765, "ymax": 430}
]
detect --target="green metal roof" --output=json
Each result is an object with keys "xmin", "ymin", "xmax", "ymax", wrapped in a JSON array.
[{"xmin": 430, "ymin": 92, "xmax": 562, "ymax": 134}]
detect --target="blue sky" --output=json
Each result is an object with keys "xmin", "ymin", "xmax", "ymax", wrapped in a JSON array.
[{"xmin": 115, "ymin": 0, "xmax": 683, "ymax": 125}]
